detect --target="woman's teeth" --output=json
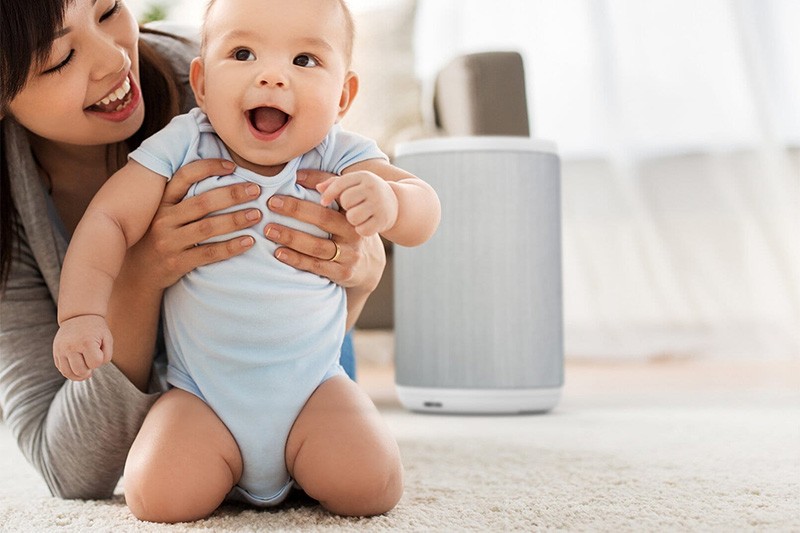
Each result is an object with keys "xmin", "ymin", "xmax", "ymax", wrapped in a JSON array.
[{"xmin": 94, "ymin": 78, "xmax": 132, "ymax": 110}]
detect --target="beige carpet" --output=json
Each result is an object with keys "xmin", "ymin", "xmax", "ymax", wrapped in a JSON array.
[{"xmin": 1, "ymin": 335, "xmax": 798, "ymax": 531}]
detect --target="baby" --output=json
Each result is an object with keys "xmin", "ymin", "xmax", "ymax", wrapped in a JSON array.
[{"xmin": 54, "ymin": 0, "xmax": 439, "ymax": 521}]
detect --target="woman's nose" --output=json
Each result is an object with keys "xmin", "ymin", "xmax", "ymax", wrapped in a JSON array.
[{"xmin": 90, "ymin": 34, "xmax": 129, "ymax": 81}]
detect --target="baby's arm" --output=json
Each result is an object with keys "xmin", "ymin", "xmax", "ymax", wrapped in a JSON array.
[
  {"xmin": 316, "ymin": 159, "xmax": 441, "ymax": 247},
  {"xmin": 54, "ymin": 161, "xmax": 167, "ymax": 381}
]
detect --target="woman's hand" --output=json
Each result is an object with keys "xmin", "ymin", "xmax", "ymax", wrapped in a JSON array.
[
  {"xmin": 265, "ymin": 169, "xmax": 387, "ymax": 327},
  {"xmin": 124, "ymin": 159, "xmax": 262, "ymax": 290}
]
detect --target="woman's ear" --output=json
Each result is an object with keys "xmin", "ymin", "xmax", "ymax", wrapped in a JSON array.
[
  {"xmin": 336, "ymin": 71, "xmax": 359, "ymax": 122},
  {"xmin": 189, "ymin": 57, "xmax": 207, "ymax": 110}
]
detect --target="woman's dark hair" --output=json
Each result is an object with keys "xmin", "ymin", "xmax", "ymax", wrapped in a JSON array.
[{"xmin": 0, "ymin": 0, "xmax": 185, "ymax": 289}]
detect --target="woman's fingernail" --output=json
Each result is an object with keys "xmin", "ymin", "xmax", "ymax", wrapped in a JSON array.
[
  {"xmin": 246, "ymin": 184, "xmax": 260, "ymax": 196},
  {"xmin": 240, "ymin": 236, "xmax": 254, "ymax": 248},
  {"xmin": 269, "ymin": 197, "xmax": 284, "ymax": 209},
  {"xmin": 222, "ymin": 160, "xmax": 235, "ymax": 169},
  {"xmin": 246, "ymin": 209, "xmax": 261, "ymax": 221},
  {"xmin": 265, "ymin": 227, "xmax": 280, "ymax": 240},
  {"xmin": 276, "ymin": 250, "xmax": 286, "ymax": 260}
]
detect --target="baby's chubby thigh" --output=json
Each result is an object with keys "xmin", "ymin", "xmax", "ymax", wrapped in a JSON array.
[
  {"xmin": 124, "ymin": 388, "xmax": 243, "ymax": 523},
  {"xmin": 284, "ymin": 376, "xmax": 404, "ymax": 516}
]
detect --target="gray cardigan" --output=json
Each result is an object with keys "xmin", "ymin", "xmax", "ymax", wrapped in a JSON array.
[{"xmin": 0, "ymin": 32, "xmax": 196, "ymax": 499}]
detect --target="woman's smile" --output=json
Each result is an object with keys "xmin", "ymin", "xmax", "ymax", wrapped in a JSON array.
[
  {"xmin": 85, "ymin": 72, "xmax": 141, "ymax": 122},
  {"xmin": 90, "ymin": 76, "xmax": 131, "ymax": 111}
]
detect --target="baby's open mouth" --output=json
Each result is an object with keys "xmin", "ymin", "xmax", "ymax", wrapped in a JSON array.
[
  {"xmin": 249, "ymin": 107, "xmax": 290, "ymax": 134},
  {"xmin": 88, "ymin": 77, "xmax": 133, "ymax": 113}
]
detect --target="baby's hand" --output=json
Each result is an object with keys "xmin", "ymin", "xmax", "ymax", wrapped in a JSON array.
[
  {"xmin": 53, "ymin": 315, "xmax": 113, "ymax": 381},
  {"xmin": 317, "ymin": 172, "xmax": 399, "ymax": 237}
]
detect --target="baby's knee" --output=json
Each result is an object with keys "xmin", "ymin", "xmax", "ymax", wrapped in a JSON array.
[
  {"xmin": 323, "ymin": 454, "xmax": 404, "ymax": 516},
  {"xmin": 125, "ymin": 471, "xmax": 219, "ymax": 524},
  {"xmin": 124, "ymin": 458, "xmax": 224, "ymax": 523},
  {"xmin": 123, "ymin": 469, "xmax": 168, "ymax": 522},
  {"xmin": 360, "ymin": 461, "xmax": 404, "ymax": 515}
]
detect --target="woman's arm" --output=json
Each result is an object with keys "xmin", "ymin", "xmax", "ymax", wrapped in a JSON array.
[{"xmin": 0, "ymin": 226, "xmax": 159, "ymax": 499}]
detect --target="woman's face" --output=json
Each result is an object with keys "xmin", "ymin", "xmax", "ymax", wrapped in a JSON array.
[{"xmin": 6, "ymin": 0, "xmax": 144, "ymax": 147}]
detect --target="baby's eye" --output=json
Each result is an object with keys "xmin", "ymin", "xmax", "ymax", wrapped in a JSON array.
[
  {"xmin": 234, "ymin": 49, "xmax": 256, "ymax": 61},
  {"xmin": 293, "ymin": 54, "xmax": 318, "ymax": 68}
]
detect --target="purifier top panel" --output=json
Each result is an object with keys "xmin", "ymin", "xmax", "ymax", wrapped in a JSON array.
[{"xmin": 395, "ymin": 137, "xmax": 558, "ymax": 157}]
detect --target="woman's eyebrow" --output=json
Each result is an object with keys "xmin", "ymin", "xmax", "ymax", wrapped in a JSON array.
[{"xmin": 53, "ymin": 26, "xmax": 71, "ymax": 39}]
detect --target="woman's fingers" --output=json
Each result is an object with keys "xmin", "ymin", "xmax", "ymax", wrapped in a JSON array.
[
  {"xmin": 272, "ymin": 246, "xmax": 353, "ymax": 284},
  {"xmin": 163, "ymin": 159, "xmax": 235, "ymax": 204},
  {"xmin": 264, "ymin": 223, "xmax": 342, "ymax": 262},
  {"xmin": 170, "ymin": 182, "xmax": 260, "ymax": 227},
  {"xmin": 174, "ymin": 206, "xmax": 261, "ymax": 248},
  {"xmin": 130, "ymin": 160, "xmax": 261, "ymax": 288},
  {"xmin": 267, "ymin": 195, "xmax": 356, "ymax": 240},
  {"xmin": 187, "ymin": 236, "xmax": 256, "ymax": 268},
  {"xmin": 296, "ymin": 168, "xmax": 337, "ymax": 190}
]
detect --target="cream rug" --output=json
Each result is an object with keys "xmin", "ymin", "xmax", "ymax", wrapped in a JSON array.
[{"xmin": 1, "ymin": 358, "xmax": 798, "ymax": 532}]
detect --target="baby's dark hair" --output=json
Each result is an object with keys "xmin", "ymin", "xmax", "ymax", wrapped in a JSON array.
[{"xmin": 200, "ymin": 0, "xmax": 355, "ymax": 65}]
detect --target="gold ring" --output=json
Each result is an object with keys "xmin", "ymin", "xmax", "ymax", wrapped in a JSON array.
[{"xmin": 328, "ymin": 240, "xmax": 341, "ymax": 262}]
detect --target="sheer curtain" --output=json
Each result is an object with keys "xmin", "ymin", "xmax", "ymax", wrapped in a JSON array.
[{"xmin": 416, "ymin": 0, "xmax": 800, "ymax": 359}]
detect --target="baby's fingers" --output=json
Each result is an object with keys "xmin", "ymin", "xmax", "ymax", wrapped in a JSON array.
[
  {"xmin": 83, "ymin": 332, "xmax": 113, "ymax": 370},
  {"xmin": 317, "ymin": 175, "xmax": 355, "ymax": 206},
  {"xmin": 314, "ymin": 176, "xmax": 337, "ymax": 196},
  {"xmin": 64, "ymin": 353, "xmax": 92, "ymax": 381}
]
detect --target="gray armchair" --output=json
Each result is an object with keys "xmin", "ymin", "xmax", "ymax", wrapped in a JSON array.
[{"xmin": 434, "ymin": 51, "xmax": 530, "ymax": 137}]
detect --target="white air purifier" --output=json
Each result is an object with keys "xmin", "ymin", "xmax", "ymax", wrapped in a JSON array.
[{"xmin": 393, "ymin": 137, "xmax": 563, "ymax": 414}]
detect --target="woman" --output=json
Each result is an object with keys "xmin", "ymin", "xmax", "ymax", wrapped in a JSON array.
[{"xmin": 0, "ymin": 0, "xmax": 385, "ymax": 501}]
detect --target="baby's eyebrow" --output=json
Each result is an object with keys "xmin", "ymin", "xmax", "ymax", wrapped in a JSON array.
[
  {"xmin": 296, "ymin": 37, "xmax": 334, "ymax": 53},
  {"xmin": 218, "ymin": 28, "xmax": 260, "ymax": 43},
  {"xmin": 217, "ymin": 29, "xmax": 334, "ymax": 53}
]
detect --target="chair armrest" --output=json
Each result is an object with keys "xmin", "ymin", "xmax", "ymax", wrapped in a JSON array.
[{"xmin": 433, "ymin": 51, "xmax": 530, "ymax": 137}]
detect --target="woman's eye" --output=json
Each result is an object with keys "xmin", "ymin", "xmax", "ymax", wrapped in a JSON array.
[
  {"xmin": 100, "ymin": 0, "xmax": 121, "ymax": 22},
  {"xmin": 293, "ymin": 54, "xmax": 318, "ymax": 68},
  {"xmin": 234, "ymin": 49, "xmax": 256, "ymax": 61},
  {"xmin": 43, "ymin": 50, "xmax": 75, "ymax": 75}
]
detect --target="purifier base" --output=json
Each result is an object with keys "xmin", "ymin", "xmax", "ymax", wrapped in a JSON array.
[{"xmin": 396, "ymin": 385, "xmax": 562, "ymax": 414}]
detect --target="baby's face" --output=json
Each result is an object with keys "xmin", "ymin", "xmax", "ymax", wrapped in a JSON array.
[{"xmin": 192, "ymin": 0, "xmax": 354, "ymax": 175}]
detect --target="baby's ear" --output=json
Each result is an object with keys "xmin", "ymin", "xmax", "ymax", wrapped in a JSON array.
[
  {"xmin": 189, "ymin": 57, "xmax": 207, "ymax": 110},
  {"xmin": 336, "ymin": 71, "xmax": 359, "ymax": 122}
]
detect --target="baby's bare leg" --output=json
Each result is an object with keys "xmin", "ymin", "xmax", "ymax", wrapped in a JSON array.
[
  {"xmin": 123, "ymin": 388, "xmax": 243, "ymax": 523},
  {"xmin": 286, "ymin": 376, "xmax": 403, "ymax": 516}
]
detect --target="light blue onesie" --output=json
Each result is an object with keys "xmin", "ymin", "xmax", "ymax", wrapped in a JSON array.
[{"xmin": 129, "ymin": 107, "xmax": 387, "ymax": 506}]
